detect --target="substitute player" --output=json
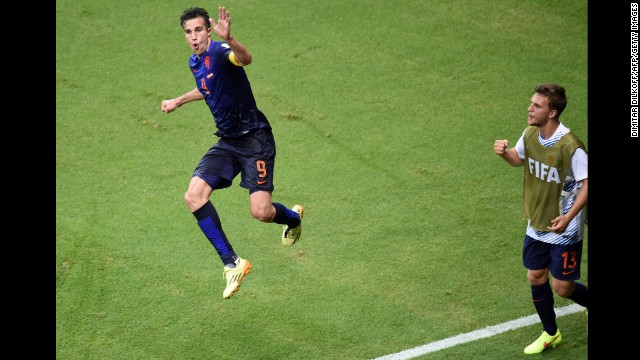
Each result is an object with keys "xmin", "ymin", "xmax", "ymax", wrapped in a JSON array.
[{"xmin": 494, "ymin": 83, "xmax": 588, "ymax": 354}]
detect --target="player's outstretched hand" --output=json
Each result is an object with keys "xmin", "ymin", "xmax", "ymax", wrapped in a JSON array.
[{"xmin": 211, "ymin": 6, "xmax": 231, "ymax": 41}]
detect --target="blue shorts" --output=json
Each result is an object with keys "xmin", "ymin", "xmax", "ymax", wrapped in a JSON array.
[
  {"xmin": 193, "ymin": 128, "xmax": 276, "ymax": 193},
  {"xmin": 522, "ymin": 235, "xmax": 583, "ymax": 281}
]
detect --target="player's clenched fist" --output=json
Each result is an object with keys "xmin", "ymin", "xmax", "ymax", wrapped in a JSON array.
[
  {"xmin": 161, "ymin": 99, "xmax": 178, "ymax": 113},
  {"xmin": 494, "ymin": 139, "xmax": 509, "ymax": 156}
]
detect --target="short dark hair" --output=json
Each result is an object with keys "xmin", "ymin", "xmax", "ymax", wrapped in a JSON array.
[
  {"xmin": 534, "ymin": 83, "xmax": 567, "ymax": 119},
  {"xmin": 180, "ymin": 7, "xmax": 210, "ymax": 29}
]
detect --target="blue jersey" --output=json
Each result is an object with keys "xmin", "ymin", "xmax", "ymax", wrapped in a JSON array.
[{"xmin": 189, "ymin": 41, "xmax": 270, "ymax": 138}]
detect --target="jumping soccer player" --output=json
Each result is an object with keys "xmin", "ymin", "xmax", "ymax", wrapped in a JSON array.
[{"xmin": 161, "ymin": 5, "xmax": 304, "ymax": 299}]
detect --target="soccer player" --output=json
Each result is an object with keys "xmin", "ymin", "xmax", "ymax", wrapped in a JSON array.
[
  {"xmin": 493, "ymin": 83, "xmax": 588, "ymax": 354},
  {"xmin": 161, "ymin": 6, "xmax": 304, "ymax": 299}
]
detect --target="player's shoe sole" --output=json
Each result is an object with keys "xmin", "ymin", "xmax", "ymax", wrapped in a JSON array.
[
  {"xmin": 524, "ymin": 330, "xmax": 562, "ymax": 354},
  {"xmin": 222, "ymin": 258, "xmax": 252, "ymax": 299},
  {"xmin": 282, "ymin": 204, "xmax": 304, "ymax": 246}
]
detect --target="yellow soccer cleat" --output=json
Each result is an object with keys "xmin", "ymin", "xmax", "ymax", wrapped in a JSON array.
[
  {"xmin": 282, "ymin": 204, "xmax": 304, "ymax": 246},
  {"xmin": 222, "ymin": 258, "xmax": 252, "ymax": 299},
  {"xmin": 524, "ymin": 330, "xmax": 562, "ymax": 354}
]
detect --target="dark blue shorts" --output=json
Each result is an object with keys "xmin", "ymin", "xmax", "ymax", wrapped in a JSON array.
[
  {"xmin": 193, "ymin": 128, "xmax": 276, "ymax": 193},
  {"xmin": 522, "ymin": 235, "xmax": 583, "ymax": 281}
]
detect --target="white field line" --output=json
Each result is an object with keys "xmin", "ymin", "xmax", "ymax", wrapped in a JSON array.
[{"xmin": 371, "ymin": 304, "xmax": 586, "ymax": 360}]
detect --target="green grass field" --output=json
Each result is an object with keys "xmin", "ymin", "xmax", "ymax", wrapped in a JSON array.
[{"xmin": 56, "ymin": 0, "xmax": 588, "ymax": 359}]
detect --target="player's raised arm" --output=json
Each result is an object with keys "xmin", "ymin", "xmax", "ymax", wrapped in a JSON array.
[
  {"xmin": 211, "ymin": 6, "xmax": 252, "ymax": 66},
  {"xmin": 494, "ymin": 139, "xmax": 523, "ymax": 167}
]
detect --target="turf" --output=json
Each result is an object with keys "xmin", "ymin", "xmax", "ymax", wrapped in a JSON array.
[{"xmin": 56, "ymin": 0, "xmax": 588, "ymax": 359}]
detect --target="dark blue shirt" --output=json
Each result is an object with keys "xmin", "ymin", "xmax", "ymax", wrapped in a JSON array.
[{"xmin": 189, "ymin": 41, "xmax": 270, "ymax": 138}]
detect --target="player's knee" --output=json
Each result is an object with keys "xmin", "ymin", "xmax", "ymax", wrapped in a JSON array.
[
  {"xmin": 184, "ymin": 190, "xmax": 201, "ymax": 209},
  {"xmin": 553, "ymin": 282, "xmax": 574, "ymax": 298},
  {"xmin": 527, "ymin": 272, "xmax": 547, "ymax": 285},
  {"xmin": 251, "ymin": 210, "xmax": 270, "ymax": 222},
  {"xmin": 554, "ymin": 287, "xmax": 572, "ymax": 298},
  {"xmin": 251, "ymin": 206, "xmax": 273, "ymax": 222}
]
